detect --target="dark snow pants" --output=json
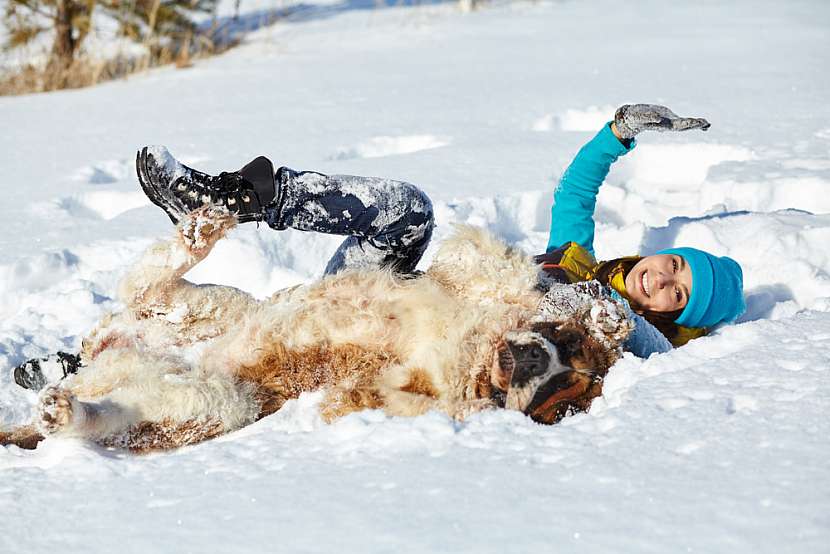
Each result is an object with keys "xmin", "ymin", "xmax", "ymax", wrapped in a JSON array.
[{"xmin": 264, "ymin": 168, "xmax": 434, "ymax": 275}]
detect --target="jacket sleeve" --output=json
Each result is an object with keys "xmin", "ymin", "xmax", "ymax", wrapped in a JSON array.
[
  {"xmin": 546, "ymin": 123, "xmax": 635, "ymax": 255},
  {"xmin": 624, "ymin": 315, "xmax": 707, "ymax": 356},
  {"xmin": 623, "ymin": 311, "xmax": 674, "ymax": 357}
]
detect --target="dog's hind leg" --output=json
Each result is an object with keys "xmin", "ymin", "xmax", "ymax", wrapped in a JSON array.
[
  {"xmin": 36, "ymin": 387, "xmax": 226, "ymax": 451},
  {"xmin": 100, "ymin": 418, "xmax": 226, "ymax": 451},
  {"xmin": 37, "ymin": 349, "xmax": 259, "ymax": 450},
  {"xmin": 36, "ymin": 385, "xmax": 138, "ymax": 439}
]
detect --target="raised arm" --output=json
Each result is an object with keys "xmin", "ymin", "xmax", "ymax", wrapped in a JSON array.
[
  {"xmin": 546, "ymin": 104, "xmax": 711, "ymax": 255},
  {"xmin": 546, "ymin": 122, "xmax": 634, "ymax": 255}
]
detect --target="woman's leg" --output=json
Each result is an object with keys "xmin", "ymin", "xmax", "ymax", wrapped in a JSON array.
[
  {"xmin": 136, "ymin": 146, "xmax": 434, "ymax": 275},
  {"xmin": 268, "ymin": 167, "xmax": 434, "ymax": 275}
]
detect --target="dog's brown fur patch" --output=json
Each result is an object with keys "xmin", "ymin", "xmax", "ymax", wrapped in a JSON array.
[
  {"xmin": 398, "ymin": 368, "xmax": 439, "ymax": 399},
  {"xmin": 319, "ymin": 384, "xmax": 385, "ymax": 422},
  {"xmin": 474, "ymin": 365, "xmax": 496, "ymax": 400},
  {"xmin": 83, "ymin": 329, "xmax": 135, "ymax": 361},
  {"xmin": 237, "ymin": 342, "xmax": 400, "ymax": 418},
  {"xmin": 0, "ymin": 426, "xmax": 44, "ymax": 450},
  {"xmin": 98, "ymin": 418, "xmax": 225, "ymax": 452}
]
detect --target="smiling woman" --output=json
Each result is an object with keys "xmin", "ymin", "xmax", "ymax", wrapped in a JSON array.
[
  {"xmin": 624, "ymin": 253, "xmax": 691, "ymax": 313},
  {"xmin": 537, "ymin": 104, "xmax": 746, "ymax": 354}
]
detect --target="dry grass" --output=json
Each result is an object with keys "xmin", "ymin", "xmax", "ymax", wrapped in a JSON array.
[{"xmin": 0, "ymin": 33, "xmax": 236, "ymax": 96}]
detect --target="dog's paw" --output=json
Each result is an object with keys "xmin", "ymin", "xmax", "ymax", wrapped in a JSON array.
[
  {"xmin": 37, "ymin": 386, "xmax": 76, "ymax": 435},
  {"xmin": 537, "ymin": 280, "xmax": 633, "ymax": 350},
  {"xmin": 177, "ymin": 205, "xmax": 237, "ymax": 252}
]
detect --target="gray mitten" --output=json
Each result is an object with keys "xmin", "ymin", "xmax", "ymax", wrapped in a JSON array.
[{"xmin": 614, "ymin": 104, "xmax": 711, "ymax": 139}]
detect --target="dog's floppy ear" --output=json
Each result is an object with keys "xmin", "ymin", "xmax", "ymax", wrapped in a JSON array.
[
  {"xmin": 531, "ymin": 319, "xmax": 618, "ymax": 374},
  {"xmin": 531, "ymin": 320, "xmax": 587, "ymax": 367}
]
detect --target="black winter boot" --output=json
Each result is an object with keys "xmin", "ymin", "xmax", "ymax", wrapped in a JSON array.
[{"xmin": 136, "ymin": 146, "xmax": 279, "ymax": 224}]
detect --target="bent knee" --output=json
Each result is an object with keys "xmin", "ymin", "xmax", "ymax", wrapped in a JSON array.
[{"xmin": 401, "ymin": 183, "xmax": 435, "ymax": 243}]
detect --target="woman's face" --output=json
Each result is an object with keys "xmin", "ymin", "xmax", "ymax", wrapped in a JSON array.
[{"xmin": 624, "ymin": 254, "xmax": 692, "ymax": 313}]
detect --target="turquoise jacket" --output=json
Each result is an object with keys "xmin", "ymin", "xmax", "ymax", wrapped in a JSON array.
[{"xmin": 547, "ymin": 123, "xmax": 634, "ymax": 255}]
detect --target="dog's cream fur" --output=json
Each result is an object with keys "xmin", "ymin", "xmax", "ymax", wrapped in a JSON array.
[{"xmin": 4, "ymin": 207, "xmax": 625, "ymax": 451}]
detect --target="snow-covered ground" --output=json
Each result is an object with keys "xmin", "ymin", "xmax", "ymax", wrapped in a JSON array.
[{"xmin": 1, "ymin": 0, "xmax": 829, "ymax": 552}]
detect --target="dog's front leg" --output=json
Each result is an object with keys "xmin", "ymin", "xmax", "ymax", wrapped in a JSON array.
[{"xmin": 118, "ymin": 206, "xmax": 238, "ymax": 311}]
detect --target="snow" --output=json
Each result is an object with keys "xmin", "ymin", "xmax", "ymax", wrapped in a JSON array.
[
  {"xmin": 331, "ymin": 134, "xmax": 451, "ymax": 160},
  {"xmin": 533, "ymin": 104, "xmax": 618, "ymax": 133},
  {"xmin": 1, "ymin": 0, "xmax": 830, "ymax": 552}
]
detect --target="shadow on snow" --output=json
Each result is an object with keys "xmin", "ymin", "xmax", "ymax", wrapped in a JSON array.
[{"xmin": 202, "ymin": 0, "xmax": 457, "ymax": 48}]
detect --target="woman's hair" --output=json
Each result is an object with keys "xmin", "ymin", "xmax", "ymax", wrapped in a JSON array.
[{"xmin": 593, "ymin": 257, "xmax": 684, "ymax": 342}]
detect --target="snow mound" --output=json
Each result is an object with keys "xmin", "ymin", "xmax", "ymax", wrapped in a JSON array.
[
  {"xmin": 331, "ymin": 135, "xmax": 450, "ymax": 160},
  {"xmin": 618, "ymin": 142, "xmax": 756, "ymax": 187},
  {"xmin": 71, "ymin": 159, "xmax": 134, "ymax": 184},
  {"xmin": 51, "ymin": 191, "xmax": 151, "ymax": 220},
  {"xmin": 533, "ymin": 105, "xmax": 616, "ymax": 132},
  {"xmin": 183, "ymin": 225, "xmax": 343, "ymax": 298}
]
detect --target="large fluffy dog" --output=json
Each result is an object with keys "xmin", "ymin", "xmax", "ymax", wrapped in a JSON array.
[{"xmin": 1, "ymin": 207, "xmax": 632, "ymax": 451}]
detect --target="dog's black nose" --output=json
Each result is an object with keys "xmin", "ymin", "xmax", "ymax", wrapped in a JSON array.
[{"xmin": 506, "ymin": 341, "xmax": 551, "ymax": 387}]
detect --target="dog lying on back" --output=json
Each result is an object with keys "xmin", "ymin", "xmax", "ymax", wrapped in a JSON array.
[{"xmin": 1, "ymin": 207, "xmax": 632, "ymax": 452}]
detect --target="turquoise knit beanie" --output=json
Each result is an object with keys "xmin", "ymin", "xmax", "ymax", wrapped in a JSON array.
[{"xmin": 657, "ymin": 247, "xmax": 746, "ymax": 328}]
